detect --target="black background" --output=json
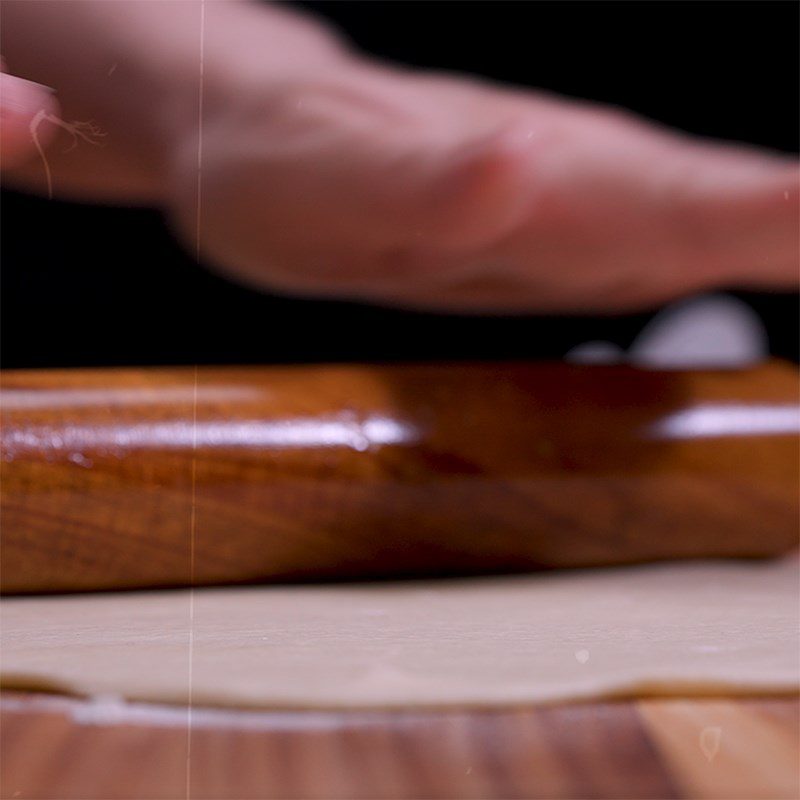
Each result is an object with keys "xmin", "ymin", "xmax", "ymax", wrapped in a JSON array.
[{"xmin": 1, "ymin": 0, "xmax": 797, "ymax": 369}]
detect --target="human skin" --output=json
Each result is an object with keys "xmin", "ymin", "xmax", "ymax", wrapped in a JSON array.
[
  {"xmin": 0, "ymin": 65, "xmax": 59, "ymax": 169},
  {"xmin": 1, "ymin": 0, "xmax": 797, "ymax": 313}
]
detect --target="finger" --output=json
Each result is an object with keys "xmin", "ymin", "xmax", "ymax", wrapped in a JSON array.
[
  {"xmin": 549, "ymin": 110, "xmax": 800, "ymax": 285},
  {"xmin": 384, "ymin": 106, "xmax": 798, "ymax": 303},
  {"xmin": 657, "ymin": 141, "xmax": 799, "ymax": 287},
  {"xmin": 472, "ymin": 108, "xmax": 800, "ymax": 305},
  {"xmin": 0, "ymin": 70, "xmax": 58, "ymax": 169}
]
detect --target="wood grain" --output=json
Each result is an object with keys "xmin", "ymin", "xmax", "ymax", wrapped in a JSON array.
[
  {"xmin": 2, "ymin": 361, "xmax": 798, "ymax": 593},
  {"xmin": 1, "ymin": 692, "xmax": 797, "ymax": 799}
]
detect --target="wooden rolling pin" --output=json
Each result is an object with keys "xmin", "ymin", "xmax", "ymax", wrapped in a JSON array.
[{"xmin": 1, "ymin": 361, "xmax": 797, "ymax": 593}]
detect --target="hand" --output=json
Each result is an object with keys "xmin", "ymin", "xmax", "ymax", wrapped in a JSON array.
[
  {"xmin": 1, "ymin": 1, "xmax": 796, "ymax": 313},
  {"xmin": 164, "ymin": 51, "xmax": 798, "ymax": 313}
]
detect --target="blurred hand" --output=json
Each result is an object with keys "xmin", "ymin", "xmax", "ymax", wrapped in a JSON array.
[
  {"xmin": 1, "ymin": 1, "xmax": 796, "ymax": 313},
  {"xmin": 165, "ymin": 53, "xmax": 798, "ymax": 313}
]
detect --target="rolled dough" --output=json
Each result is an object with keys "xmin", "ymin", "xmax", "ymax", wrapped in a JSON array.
[{"xmin": 1, "ymin": 558, "xmax": 797, "ymax": 709}]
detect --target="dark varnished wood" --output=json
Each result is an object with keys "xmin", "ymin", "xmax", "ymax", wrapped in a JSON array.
[
  {"xmin": 1, "ymin": 692, "xmax": 797, "ymax": 799},
  {"xmin": 1, "ymin": 361, "xmax": 798, "ymax": 593}
]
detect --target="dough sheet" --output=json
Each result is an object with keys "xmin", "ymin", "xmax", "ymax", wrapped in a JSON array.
[{"xmin": 2, "ymin": 558, "xmax": 797, "ymax": 709}]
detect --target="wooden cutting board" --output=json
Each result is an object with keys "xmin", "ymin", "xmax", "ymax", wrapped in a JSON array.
[{"xmin": 1, "ymin": 691, "xmax": 797, "ymax": 799}]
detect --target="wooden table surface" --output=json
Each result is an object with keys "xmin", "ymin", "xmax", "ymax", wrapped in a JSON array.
[{"xmin": 1, "ymin": 691, "xmax": 797, "ymax": 799}]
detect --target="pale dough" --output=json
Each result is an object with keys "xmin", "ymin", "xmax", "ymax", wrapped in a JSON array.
[{"xmin": 1, "ymin": 558, "xmax": 798, "ymax": 709}]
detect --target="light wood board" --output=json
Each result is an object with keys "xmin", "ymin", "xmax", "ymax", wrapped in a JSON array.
[{"xmin": 1, "ymin": 692, "xmax": 797, "ymax": 799}]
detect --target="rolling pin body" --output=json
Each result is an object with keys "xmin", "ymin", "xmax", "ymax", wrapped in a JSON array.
[{"xmin": 1, "ymin": 362, "xmax": 797, "ymax": 592}]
